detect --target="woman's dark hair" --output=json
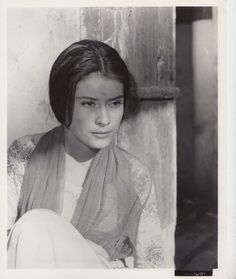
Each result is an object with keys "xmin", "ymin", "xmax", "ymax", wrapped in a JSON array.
[{"xmin": 49, "ymin": 39, "xmax": 131, "ymax": 127}]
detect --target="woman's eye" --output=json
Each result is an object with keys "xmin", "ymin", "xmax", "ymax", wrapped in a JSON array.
[
  {"xmin": 108, "ymin": 101, "xmax": 123, "ymax": 108},
  {"xmin": 81, "ymin": 101, "xmax": 96, "ymax": 108}
]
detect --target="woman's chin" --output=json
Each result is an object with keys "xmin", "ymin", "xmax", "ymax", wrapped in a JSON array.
[{"xmin": 87, "ymin": 138, "xmax": 113, "ymax": 150}]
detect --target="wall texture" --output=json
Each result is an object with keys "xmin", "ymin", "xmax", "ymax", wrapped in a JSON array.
[{"xmin": 7, "ymin": 8, "xmax": 82, "ymax": 145}]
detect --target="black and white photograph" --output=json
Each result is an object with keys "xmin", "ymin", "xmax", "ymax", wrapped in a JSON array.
[{"xmin": 0, "ymin": 1, "xmax": 229, "ymax": 278}]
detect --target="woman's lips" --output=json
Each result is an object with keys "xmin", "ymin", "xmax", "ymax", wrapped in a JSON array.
[{"xmin": 91, "ymin": 131, "xmax": 112, "ymax": 139}]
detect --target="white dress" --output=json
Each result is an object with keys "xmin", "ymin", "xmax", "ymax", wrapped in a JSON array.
[
  {"xmin": 7, "ymin": 153, "xmax": 126, "ymax": 268},
  {"xmin": 7, "ymin": 134, "xmax": 166, "ymax": 268},
  {"xmin": 62, "ymin": 153, "xmax": 91, "ymax": 222}
]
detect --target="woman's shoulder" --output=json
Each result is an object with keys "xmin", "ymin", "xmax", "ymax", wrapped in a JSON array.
[
  {"xmin": 8, "ymin": 133, "xmax": 45, "ymax": 178},
  {"xmin": 119, "ymin": 147, "xmax": 153, "ymax": 205},
  {"xmin": 124, "ymin": 151, "xmax": 151, "ymax": 177},
  {"xmin": 8, "ymin": 133, "xmax": 44, "ymax": 161},
  {"xmin": 7, "ymin": 133, "xmax": 45, "ymax": 202}
]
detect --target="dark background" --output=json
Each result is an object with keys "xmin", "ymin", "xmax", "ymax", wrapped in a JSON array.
[{"xmin": 175, "ymin": 7, "xmax": 218, "ymax": 271}]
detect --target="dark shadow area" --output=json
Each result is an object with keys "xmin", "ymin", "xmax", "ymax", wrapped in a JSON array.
[{"xmin": 175, "ymin": 7, "xmax": 217, "ymax": 271}]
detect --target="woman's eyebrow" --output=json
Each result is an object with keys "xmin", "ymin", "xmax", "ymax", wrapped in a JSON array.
[
  {"xmin": 77, "ymin": 95, "xmax": 124, "ymax": 101},
  {"xmin": 108, "ymin": 95, "xmax": 124, "ymax": 101},
  {"xmin": 77, "ymin": 97, "xmax": 97, "ymax": 100}
]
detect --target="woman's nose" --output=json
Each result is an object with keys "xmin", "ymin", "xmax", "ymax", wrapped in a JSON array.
[{"xmin": 95, "ymin": 107, "xmax": 110, "ymax": 127}]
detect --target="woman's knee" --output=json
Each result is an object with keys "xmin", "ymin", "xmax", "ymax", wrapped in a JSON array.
[{"xmin": 14, "ymin": 209, "xmax": 61, "ymax": 232}]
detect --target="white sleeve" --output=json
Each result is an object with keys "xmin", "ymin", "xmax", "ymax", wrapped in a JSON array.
[
  {"xmin": 7, "ymin": 170, "xmax": 20, "ymax": 231},
  {"xmin": 134, "ymin": 182, "xmax": 164, "ymax": 268},
  {"xmin": 7, "ymin": 140, "xmax": 25, "ymax": 230},
  {"xmin": 7, "ymin": 138, "xmax": 35, "ymax": 231}
]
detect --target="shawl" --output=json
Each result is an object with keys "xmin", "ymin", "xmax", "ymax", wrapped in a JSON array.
[{"xmin": 17, "ymin": 126, "xmax": 143, "ymax": 260}]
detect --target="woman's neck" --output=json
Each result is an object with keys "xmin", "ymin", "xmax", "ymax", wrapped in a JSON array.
[{"xmin": 64, "ymin": 127, "xmax": 98, "ymax": 162}]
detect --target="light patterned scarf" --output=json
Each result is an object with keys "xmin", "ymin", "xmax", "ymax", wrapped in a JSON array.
[{"xmin": 18, "ymin": 125, "xmax": 143, "ymax": 260}]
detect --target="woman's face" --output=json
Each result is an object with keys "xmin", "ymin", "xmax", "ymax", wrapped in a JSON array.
[{"xmin": 69, "ymin": 72, "xmax": 124, "ymax": 150}]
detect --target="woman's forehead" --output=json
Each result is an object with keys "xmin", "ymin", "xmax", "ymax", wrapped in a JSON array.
[{"xmin": 75, "ymin": 72, "xmax": 124, "ymax": 99}]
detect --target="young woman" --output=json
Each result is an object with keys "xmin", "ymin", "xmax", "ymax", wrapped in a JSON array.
[{"xmin": 7, "ymin": 40, "xmax": 163, "ymax": 268}]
